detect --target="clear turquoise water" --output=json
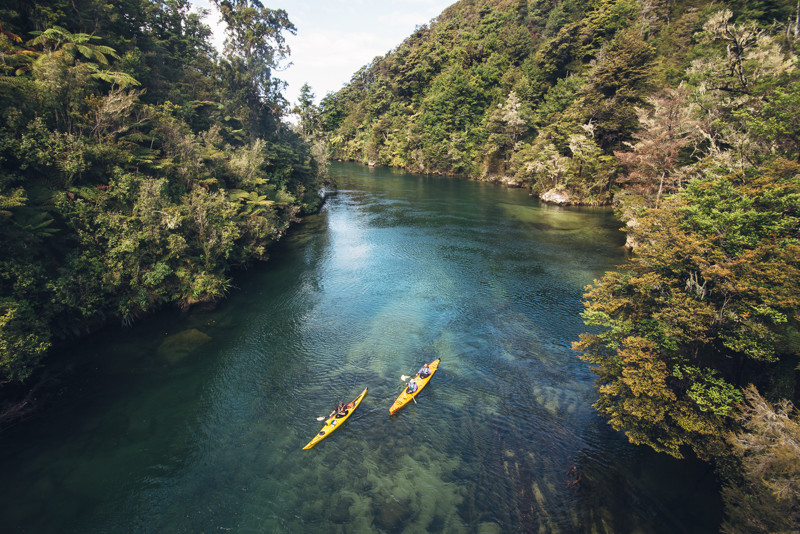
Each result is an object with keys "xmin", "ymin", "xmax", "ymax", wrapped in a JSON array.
[{"xmin": 0, "ymin": 162, "xmax": 721, "ymax": 533}]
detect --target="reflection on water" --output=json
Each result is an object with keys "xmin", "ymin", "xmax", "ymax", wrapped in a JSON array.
[{"xmin": 0, "ymin": 162, "xmax": 721, "ymax": 533}]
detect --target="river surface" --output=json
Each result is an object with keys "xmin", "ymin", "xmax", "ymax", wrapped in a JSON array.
[{"xmin": 0, "ymin": 162, "xmax": 721, "ymax": 533}]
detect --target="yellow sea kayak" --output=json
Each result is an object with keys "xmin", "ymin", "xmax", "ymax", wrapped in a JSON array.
[
  {"xmin": 390, "ymin": 358, "xmax": 440, "ymax": 415},
  {"xmin": 303, "ymin": 388, "xmax": 367, "ymax": 450}
]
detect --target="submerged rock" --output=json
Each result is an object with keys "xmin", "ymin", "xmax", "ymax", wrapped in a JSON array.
[
  {"xmin": 476, "ymin": 521, "xmax": 502, "ymax": 534},
  {"xmin": 372, "ymin": 495, "xmax": 413, "ymax": 532},
  {"xmin": 157, "ymin": 328, "xmax": 211, "ymax": 363},
  {"xmin": 328, "ymin": 495, "xmax": 354, "ymax": 524}
]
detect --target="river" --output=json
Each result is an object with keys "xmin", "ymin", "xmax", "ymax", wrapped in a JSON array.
[{"xmin": 0, "ymin": 162, "xmax": 721, "ymax": 533}]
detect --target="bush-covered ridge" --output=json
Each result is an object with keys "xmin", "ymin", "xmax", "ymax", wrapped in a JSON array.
[
  {"xmin": 316, "ymin": 0, "xmax": 800, "ymax": 203},
  {"xmin": 0, "ymin": 0, "xmax": 326, "ymax": 385}
]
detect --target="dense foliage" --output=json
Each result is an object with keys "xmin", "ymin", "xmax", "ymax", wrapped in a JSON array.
[
  {"xmin": 1, "ymin": 0, "xmax": 799, "ymax": 528},
  {"xmin": 311, "ymin": 0, "xmax": 800, "ymax": 528},
  {"xmin": 575, "ymin": 166, "xmax": 800, "ymax": 459},
  {"xmin": 0, "ymin": 0, "xmax": 325, "ymax": 384},
  {"xmin": 562, "ymin": 2, "xmax": 797, "ymax": 530},
  {"xmin": 721, "ymin": 385, "xmax": 800, "ymax": 533},
  {"xmin": 315, "ymin": 0, "xmax": 799, "ymax": 204}
]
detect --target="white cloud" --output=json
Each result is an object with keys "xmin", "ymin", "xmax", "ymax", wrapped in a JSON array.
[
  {"xmin": 190, "ymin": 0, "xmax": 455, "ymax": 105},
  {"xmin": 191, "ymin": 0, "xmax": 225, "ymax": 50},
  {"xmin": 283, "ymin": 29, "xmax": 397, "ymax": 99}
]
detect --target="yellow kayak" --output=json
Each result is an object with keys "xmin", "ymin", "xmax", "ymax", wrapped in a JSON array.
[
  {"xmin": 303, "ymin": 388, "xmax": 367, "ymax": 450},
  {"xmin": 390, "ymin": 358, "xmax": 440, "ymax": 415}
]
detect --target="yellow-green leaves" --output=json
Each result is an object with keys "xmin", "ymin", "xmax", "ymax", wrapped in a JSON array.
[
  {"xmin": 0, "ymin": 299, "xmax": 51, "ymax": 384},
  {"xmin": 576, "ymin": 168, "xmax": 800, "ymax": 461}
]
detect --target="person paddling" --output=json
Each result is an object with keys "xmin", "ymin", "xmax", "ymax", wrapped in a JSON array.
[
  {"xmin": 417, "ymin": 363, "xmax": 432, "ymax": 378},
  {"xmin": 406, "ymin": 380, "xmax": 418, "ymax": 394},
  {"xmin": 329, "ymin": 402, "xmax": 347, "ymax": 419}
]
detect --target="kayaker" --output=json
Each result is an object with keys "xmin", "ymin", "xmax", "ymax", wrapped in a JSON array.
[
  {"xmin": 329, "ymin": 402, "xmax": 347, "ymax": 419},
  {"xmin": 406, "ymin": 380, "xmax": 418, "ymax": 394},
  {"xmin": 417, "ymin": 363, "xmax": 431, "ymax": 378}
]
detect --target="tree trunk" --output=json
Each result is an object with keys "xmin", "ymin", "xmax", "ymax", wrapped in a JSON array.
[
  {"xmin": 796, "ymin": 0, "xmax": 800, "ymax": 39},
  {"xmin": 655, "ymin": 172, "xmax": 665, "ymax": 207}
]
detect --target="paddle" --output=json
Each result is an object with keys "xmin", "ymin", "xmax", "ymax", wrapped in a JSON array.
[{"xmin": 317, "ymin": 403, "xmax": 343, "ymax": 421}]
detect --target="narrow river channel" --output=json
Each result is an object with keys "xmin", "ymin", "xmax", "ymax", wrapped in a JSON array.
[{"xmin": 0, "ymin": 162, "xmax": 721, "ymax": 533}]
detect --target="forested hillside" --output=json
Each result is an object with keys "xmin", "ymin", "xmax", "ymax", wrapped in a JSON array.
[
  {"xmin": 316, "ymin": 0, "xmax": 799, "ymax": 203},
  {"xmin": 0, "ymin": 0, "xmax": 326, "ymax": 385},
  {"xmin": 314, "ymin": 0, "xmax": 800, "ymax": 530}
]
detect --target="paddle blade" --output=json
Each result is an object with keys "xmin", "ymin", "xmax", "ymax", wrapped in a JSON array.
[
  {"xmin": 400, "ymin": 375, "xmax": 410, "ymax": 381},
  {"xmin": 316, "ymin": 416, "xmax": 325, "ymax": 421}
]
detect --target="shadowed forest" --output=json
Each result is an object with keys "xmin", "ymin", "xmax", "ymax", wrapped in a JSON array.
[{"xmin": 0, "ymin": 0, "xmax": 327, "ymax": 383}]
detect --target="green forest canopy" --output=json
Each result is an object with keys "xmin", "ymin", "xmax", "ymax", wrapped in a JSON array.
[{"xmin": 0, "ymin": 0, "xmax": 326, "ymax": 384}]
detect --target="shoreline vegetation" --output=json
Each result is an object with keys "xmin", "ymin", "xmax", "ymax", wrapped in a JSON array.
[
  {"xmin": 0, "ymin": 1, "xmax": 327, "ymax": 407},
  {"xmin": 1, "ymin": 0, "xmax": 800, "ymax": 531}
]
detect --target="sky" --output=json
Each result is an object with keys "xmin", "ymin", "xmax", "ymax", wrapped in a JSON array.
[{"xmin": 192, "ymin": 0, "xmax": 455, "ymax": 106}]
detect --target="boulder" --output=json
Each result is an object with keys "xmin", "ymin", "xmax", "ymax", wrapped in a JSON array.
[
  {"xmin": 625, "ymin": 217, "xmax": 640, "ymax": 250},
  {"xmin": 499, "ymin": 176, "xmax": 524, "ymax": 188},
  {"xmin": 540, "ymin": 188, "xmax": 571, "ymax": 205}
]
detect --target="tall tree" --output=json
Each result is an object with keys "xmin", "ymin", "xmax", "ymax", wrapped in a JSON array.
[
  {"xmin": 574, "ymin": 28, "xmax": 655, "ymax": 149},
  {"xmin": 294, "ymin": 82, "xmax": 318, "ymax": 138},
  {"xmin": 212, "ymin": 0, "xmax": 295, "ymax": 139},
  {"xmin": 614, "ymin": 86, "xmax": 702, "ymax": 207},
  {"xmin": 0, "ymin": 0, "xmax": 324, "ymax": 387}
]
